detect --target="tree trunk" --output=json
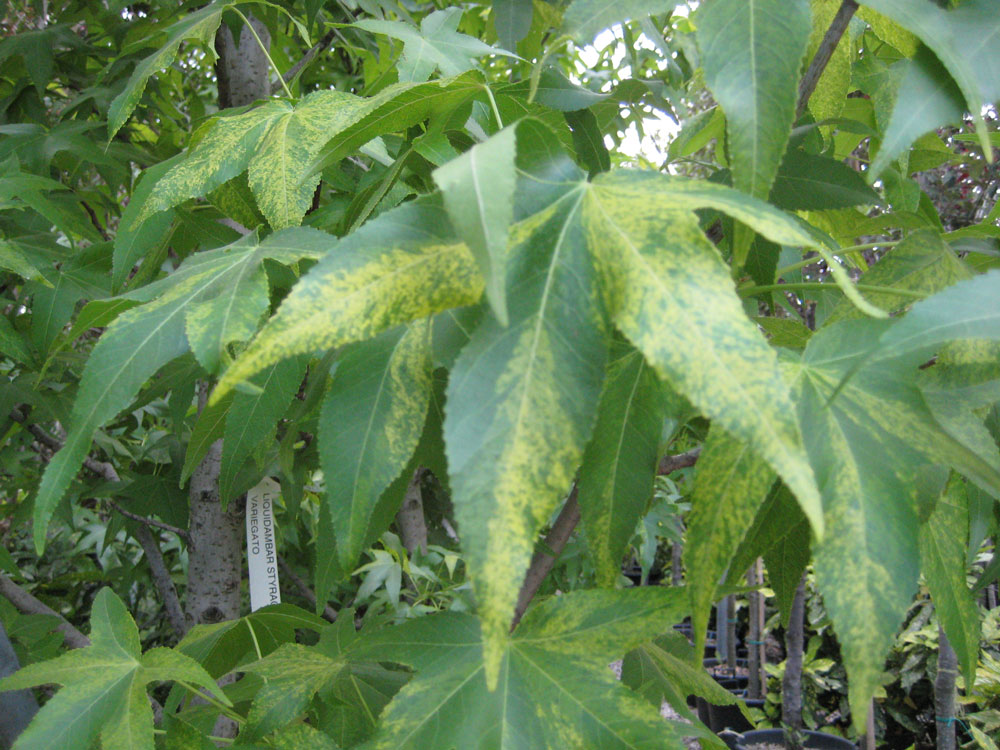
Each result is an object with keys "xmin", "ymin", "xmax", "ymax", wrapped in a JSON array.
[
  {"xmin": 725, "ymin": 594, "xmax": 737, "ymax": 668},
  {"xmin": 0, "ymin": 621, "xmax": 37, "ymax": 749},
  {"xmin": 395, "ymin": 469, "xmax": 428, "ymax": 555},
  {"xmin": 671, "ymin": 538, "xmax": 683, "ymax": 586},
  {"xmin": 182, "ymin": 20, "xmax": 272, "ymax": 739},
  {"xmin": 782, "ymin": 573, "xmax": 807, "ymax": 750},
  {"xmin": 935, "ymin": 625, "xmax": 958, "ymax": 750}
]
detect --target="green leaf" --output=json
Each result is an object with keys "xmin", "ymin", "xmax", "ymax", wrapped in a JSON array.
[
  {"xmin": 770, "ymin": 148, "xmax": 880, "ymax": 211},
  {"xmin": 108, "ymin": 3, "xmax": 231, "ymax": 139},
  {"xmin": 622, "ymin": 633, "xmax": 749, "ymax": 732},
  {"xmin": 219, "ymin": 355, "xmax": 309, "ymax": 505},
  {"xmin": 684, "ymin": 426, "xmax": 775, "ymax": 658},
  {"xmin": 445, "ymin": 179, "xmax": 607, "ymax": 687},
  {"xmin": 697, "ymin": 0, "xmax": 811, "ymax": 262},
  {"xmin": 493, "ymin": 0, "xmax": 533, "ymax": 52},
  {"xmin": 181, "ymin": 391, "xmax": 233, "ymax": 484},
  {"xmin": 177, "ymin": 604, "xmax": 325, "ymax": 679},
  {"xmin": 320, "ymin": 320, "xmax": 432, "ymax": 571},
  {"xmin": 213, "ymin": 196, "xmax": 482, "ymax": 404},
  {"xmin": 0, "ymin": 314, "xmax": 33, "ymax": 365},
  {"xmin": 356, "ymin": 9, "xmax": 516, "ymax": 83},
  {"xmin": 869, "ymin": 47, "xmax": 965, "ymax": 179},
  {"xmin": 577, "ymin": 340, "xmax": 664, "ymax": 588},
  {"xmin": 433, "ymin": 124, "xmax": 518, "ymax": 325},
  {"xmin": 0, "ymin": 588, "xmax": 222, "ymax": 750},
  {"xmin": 113, "ymin": 155, "xmax": 180, "ymax": 292},
  {"xmin": 919, "ymin": 475, "xmax": 980, "ymax": 690},
  {"xmin": 32, "ymin": 230, "xmax": 327, "ymax": 551},
  {"xmin": 585, "ymin": 170, "xmax": 823, "ymax": 536},
  {"xmin": 877, "ymin": 270, "xmax": 1000, "ymax": 366},
  {"xmin": 825, "ymin": 229, "xmax": 972, "ymax": 325},
  {"xmin": 240, "ymin": 644, "xmax": 343, "ymax": 742},
  {"xmin": 793, "ymin": 319, "xmax": 1000, "ymax": 728},
  {"xmin": 561, "ymin": 0, "xmax": 675, "ymax": 43},
  {"xmin": 348, "ymin": 588, "xmax": 712, "ymax": 749},
  {"xmin": 759, "ymin": 499, "xmax": 811, "ymax": 626},
  {"xmin": 861, "ymin": 0, "xmax": 1000, "ymax": 160}
]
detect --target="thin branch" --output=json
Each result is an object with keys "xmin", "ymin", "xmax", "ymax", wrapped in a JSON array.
[
  {"xmin": 0, "ymin": 574, "xmax": 90, "ymax": 649},
  {"xmin": 511, "ymin": 446, "xmax": 705, "ymax": 630},
  {"xmin": 132, "ymin": 524, "xmax": 188, "ymax": 639},
  {"xmin": 657, "ymin": 446, "xmax": 702, "ymax": 475},
  {"xmin": 277, "ymin": 28, "xmax": 338, "ymax": 91},
  {"xmin": 8, "ymin": 406, "xmax": 187, "ymax": 636},
  {"xmin": 107, "ymin": 500, "xmax": 190, "ymax": 542},
  {"xmin": 796, "ymin": 0, "xmax": 859, "ymax": 119},
  {"xmin": 277, "ymin": 555, "xmax": 337, "ymax": 622},
  {"xmin": 80, "ymin": 200, "xmax": 109, "ymax": 241},
  {"xmin": 511, "ymin": 485, "xmax": 580, "ymax": 631}
]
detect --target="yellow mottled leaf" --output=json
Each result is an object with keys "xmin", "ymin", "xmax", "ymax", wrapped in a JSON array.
[
  {"xmin": 585, "ymin": 172, "xmax": 823, "ymax": 537},
  {"xmin": 213, "ymin": 196, "xmax": 482, "ymax": 404}
]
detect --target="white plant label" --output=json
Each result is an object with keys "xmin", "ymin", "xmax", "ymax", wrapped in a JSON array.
[{"xmin": 246, "ymin": 477, "xmax": 281, "ymax": 611}]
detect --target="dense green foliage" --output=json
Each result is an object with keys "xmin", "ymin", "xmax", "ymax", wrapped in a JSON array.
[{"xmin": 1, "ymin": 0, "xmax": 999, "ymax": 747}]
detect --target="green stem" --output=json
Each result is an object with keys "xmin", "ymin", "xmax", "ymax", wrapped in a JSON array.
[
  {"xmin": 231, "ymin": 7, "xmax": 295, "ymax": 99},
  {"xmin": 740, "ymin": 281, "xmax": 924, "ymax": 299},
  {"xmin": 484, "ymin": 85, "xmax": 504, "ymax": 130},
  {"xmin": 177, "ymin": 681, "xmax": 244, "ymax": 724},
  {"xmin": 246, "ymin": 619, "xmax": 263, "ymax": 661},
  {"xmin": 774, "ymin": 241, "xmax": 901, "ymax": 278},
  {"xmin": 527, "ymin": 35, "xmax": 570, "ymax": 104}
]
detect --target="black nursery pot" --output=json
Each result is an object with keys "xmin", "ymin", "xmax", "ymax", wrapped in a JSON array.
[
  {"xmin": 707, "ymin": 697, "xmax": 764, "ymax": 734},
  {"xmin": 733, "ymin": 729, "xmax": 856, "ymax": 750}
]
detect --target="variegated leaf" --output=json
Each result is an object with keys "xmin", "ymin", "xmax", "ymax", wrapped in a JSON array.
[
  {"xmin": 319, "ymin": 320, "xmax": 432, "ymax": 571},
  {"xmin": 346, "ymin": 588, "xmax": 712, "ymax": 749},
  {"xmin": 31, "ymin": 229, "xmax": 329, "ymax": 551},
  {"xmin": 585, "ymin": 171, "xmax": 823, "ymax": 536},
  {"xmin": 213, "ymin": 196, "xmax": 482, "ymax": 404},
  {"xmin": 445, "ymin": 181, "xmax": 607, "ymax": 687},
  {"xmin": 684, "ymin": 426, "xmax": 775, "ymax": 659},
  {"xmin": 794, "ymin": 318, "xmax": 1000, "ymax": 728},
  {"xmin": 919, "ymin": 475, "xmax": 980, "ymax": 690}
]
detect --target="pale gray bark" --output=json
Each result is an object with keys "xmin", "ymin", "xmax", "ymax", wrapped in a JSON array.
[
  {"xmin": 215, "ymin": 15, "xmax": 271, "ymax": 108},
  {"xmin": 396, "ymin": 470, "xmax": 428, "ymax": 556},
  {"xmin": 185, "ymin": 440, "xmax": 244, "ymax": 628}
]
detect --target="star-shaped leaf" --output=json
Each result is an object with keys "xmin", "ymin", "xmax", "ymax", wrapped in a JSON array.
[
  {"xmin": 356, "ymin": 8, "xmax": 516, "ymax": 83},
  {"xmin": 0, "ymin": 588, "xmax": 224, "ymax": 750},
  {"xmin": 347, "ymin": 587, "xmax": 715, "ymax": 749}
]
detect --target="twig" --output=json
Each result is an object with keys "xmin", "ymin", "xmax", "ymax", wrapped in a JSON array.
[
  {"xmin": 9, "ymin": 407, "xmax": 119, "ymax": 482},
  {"xmin": 277, "ymin": 28, "xmax": 338, "ymax": 91},
  {"xmin": 8, "ymin": 406, "xmax": 187, "ymax": 636},
  {"xmin": 80, "ymin": 200, "xmax": 109, "ymax": 241},
  {"xmin": 107, "ymin": 500, "xmax": 190, "ymax": 542},
  {"xmin": 277, "ymin": 555, "xmax": 337, "ymax": 622},
  {"xmin": 657, "ymin": 446, "xmax": 701, "ymax": 475},
  {"xmin": 796, "ymin": 0, "xmax": 859, "ymax": 119},
  {"xmin": 0, "ymin": 574, "xmax": 90, "ymax": 649},
  {"xmin": 511, "ymin": 446, "xmax": 705, "ymax": 630},
  {"xmin": 511, "ymin": 485, "xmax": 581, "ymax": 631},
  {"xmin": 132, "ymin": 524, "xmax": 187, "ymax": 639}
]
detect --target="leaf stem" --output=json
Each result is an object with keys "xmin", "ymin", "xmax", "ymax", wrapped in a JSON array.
[
  {"xmin": 484, "ymin": 85, "xmax": 504, "ymax": 130},
  {"xmin": 246, "ymin": 619, "xmax": 264, "ymax": 661},
  {"xmin": 740, "ymin": 281, "xmax": 924, "ymax": 299},
  {"xmin": 527, "ymin": 35, "xmax": 571, "ymax": 104},
  {"xmin": 231, "ymin": 7, "xmax": 295, "ymax": 99},
  {"xmin": 775, "ymin": 241, "xmax": 901, "ymax": 277},
  {"xmin": 177, "ymin": 681, "xmax": 243, "ymax": 723}
]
